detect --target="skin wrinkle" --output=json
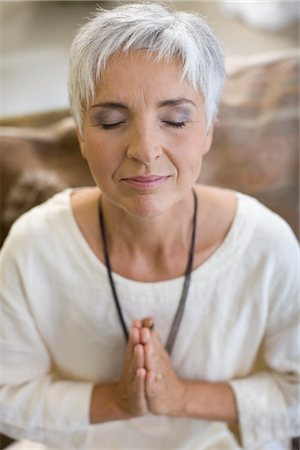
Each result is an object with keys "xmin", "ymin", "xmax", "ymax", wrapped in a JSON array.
[
  {"xmin": 89, "ymin": 105, "xmax": 195, "ymax": 127},
  {"xmin": 88, "ymin": 97, "xmax": 201, "ymax": 133},
  {"xmin": 71, "ymin": 48, "xmax": 239, "ymax": 428},
  {"xmin": 72, "ymin": 52, "xmax": 235, "ymax": 281},
  {"xmin": 75, "ymin": 50, "xmax": 232, "ymax": 276},
  {"xmin": 68, "ymin": 4, "xmax": 226, "ymax": 135}
]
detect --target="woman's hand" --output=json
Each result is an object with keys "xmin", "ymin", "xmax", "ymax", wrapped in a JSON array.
[
  {"xmin": 139, "ymin": 320, "xmax": 237, "ymax": 423},
  {"xmin": 90, "ymin": 318, "xmax": 237, "ymax": 424},
  {"xmin": 113, "ymin": 320, "xmax": 149, "ymax": 418},
  {"xmin": 140, "ymin": 319, "xmax": 187, "ymax": 417},
  {"xmin": 90, "ymin": 321, "xmax": 149, "ymax": 423}
]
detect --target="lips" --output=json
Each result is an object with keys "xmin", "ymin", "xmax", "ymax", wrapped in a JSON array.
[{"xmin": 121, "ymin": 175, "xmax": 170, "ymax": 189}]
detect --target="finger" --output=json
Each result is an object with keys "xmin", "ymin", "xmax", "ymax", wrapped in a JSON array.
[
  {"xmin": 142, "ymin": 317, "xmax": 154, "ymax": 329},
  {"xmin": 133, "ymin": 319, "xmax": 142, "ymax": 328},
  {"xmin": 141, "ymin": 327, "xmax": 151, "ymax": 344},
  {"xmin": 145, "ymin": 368, "xmax": 165, "ymax": 415},
  {"xmin": 146, "ymin": 368, "xmax": 155, "ymax": 384},
  {"xmin": 134, "ymin": 368, "xmax": 148, "ymax": 412},
  {"xmin": 134, "ymin": 344, "xmax": 145, "ymax": 370},
  {"xmin": 144, "ymin": 341, "xmax": 154, "ymax": 371},
  {"xmin": 136, "ymin": 367, "xmax": 146, "ymax": 381},
  {"xmin": 145, "ymin": 369, "xmax": 158, "ymax": 402},
  {"xmin": 129, "ymin": 326, "xmax": 141, "ymax": 346}
]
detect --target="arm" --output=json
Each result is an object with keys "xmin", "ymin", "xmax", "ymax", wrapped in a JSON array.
[
  {"xmin": 141, "ymin": 312, "xmax": 298, "ymax": 444},
  {"xmin": 179, "ymin": 380, "xmax": 237, "ymax": 423},
  {"xmin": 140, "ymin": 325, "xmax": 237, "ymax": 423},
  {"xmin": 228, "ymin": 290, "xmax": 299, "ymax": 446},
  {"xmin": 227, "ymin": 226, "xmax": 300, "ymax": 448},
  {"xmin": 0, "ymin": 234, "xmax": 92, "ymax": 446},
  {"xmin": 142, "ymin": 223, "xmax": 299, "ymax": 447},
  {"xmin": 90, "ymin": 324, "xmax": 148, "ymax": 423},
  {"xmin": 137, "ymin": 378, "xmax": 236, "ymax": 424},
  {"xmin": 0, "ymin": 226, "xmax": 148, "ymax": 446},
  {"xmin": 90, "ymin": 326, "xmax": 237, "ymax": 425}
]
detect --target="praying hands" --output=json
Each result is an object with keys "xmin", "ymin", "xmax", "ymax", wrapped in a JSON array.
[
  {"xmin": 90, "ymin": 318, "xmax": 185, "ymax": 422},
  {"xmin": 118, "ymin": 317, "xmax": 186, "ymax": 417},
  {"xmin": 90, "ymin": 318, "xmax": 238, "ymax": 424}
]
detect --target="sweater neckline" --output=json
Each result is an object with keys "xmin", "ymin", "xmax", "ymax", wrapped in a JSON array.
[{"xmin": 64, "ymin": 188, "xmax": 257, "ymax": 287}]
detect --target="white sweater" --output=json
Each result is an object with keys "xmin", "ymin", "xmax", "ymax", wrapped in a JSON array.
[{"xmin": 0, "ymin": 189, "xmax": 299, "ymax": 449}]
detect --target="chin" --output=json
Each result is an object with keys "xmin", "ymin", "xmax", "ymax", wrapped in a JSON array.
[{"xmin": 120, "ymin": 193, "xmax": 175, "ymax": 219}]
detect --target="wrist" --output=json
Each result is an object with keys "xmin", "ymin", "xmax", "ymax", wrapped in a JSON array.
[
  {"xmin": 90, "ymin": 383, "xmax": 130, "ymax": 424},
  {"xmin": 176, "ymin": 379, "xmax": 203, "ymax": 418},
  {"xmin": 168, "ymin": 378, "xmax": 189, "ymax": 417},
  {"xmin": 173, "ymin": 380, "xmax": 238, "ymax": 423}
]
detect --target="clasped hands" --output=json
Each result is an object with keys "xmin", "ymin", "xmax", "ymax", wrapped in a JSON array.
[
  {"xmin": 114, "ymin": 317, "xmax": 186, "ymax": 419},
  {"xmin": 90, "ymin": 318, "xmax": 237, "ymax": 424}
]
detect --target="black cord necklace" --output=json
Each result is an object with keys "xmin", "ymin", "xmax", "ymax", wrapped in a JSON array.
[{"xmin": 98, "ymin": 189, "xmax": 198, "ymax": 355}]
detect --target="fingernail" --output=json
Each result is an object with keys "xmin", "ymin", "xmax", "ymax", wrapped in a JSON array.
[{"xmin": 143, "ymin": 317, "xmax": 154, "ymax": 328}]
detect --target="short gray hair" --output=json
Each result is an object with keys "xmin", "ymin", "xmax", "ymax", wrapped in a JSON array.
[{"xmin": 68, "ymin": 3, "xmax": 225, "ymax": 135}]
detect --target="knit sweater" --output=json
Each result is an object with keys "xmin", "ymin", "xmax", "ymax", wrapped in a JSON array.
[{"xmin": 1, "ymin": 189, "xmax": 299, "ymax": 449}]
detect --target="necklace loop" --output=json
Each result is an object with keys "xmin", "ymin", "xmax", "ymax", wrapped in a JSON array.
[{"xmin": 98, "ymin": 189, "xmax": 198, "ymax": 354}]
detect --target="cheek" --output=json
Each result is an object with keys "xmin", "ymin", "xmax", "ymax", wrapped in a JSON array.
[
  {"xmin": 81, "ymin": 136, "xmax": 122, "ymax": 190},
  {"xmin": 84, "ymin": 135, "xmax": 122, "ymax": 174},
  {"xmin": 170, "ymin": 132, "xmax": 206, "ymax": 170}
]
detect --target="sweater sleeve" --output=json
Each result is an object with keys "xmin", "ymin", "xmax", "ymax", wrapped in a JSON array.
[
  {"xmin": 0, "ymin": 220, "xmax": 93, "ymax": 448},
  {"xmin": 229, "ymin": 223, "xmax": 300, "ymax": 449}
]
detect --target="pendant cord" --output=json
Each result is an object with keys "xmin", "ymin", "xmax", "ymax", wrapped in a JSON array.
[
  {"xmin": 99, "ymin": 199, "xmax": 129, "ymax": 341},
  {"xmin": 98, "ymin": 189, "xmax": 198, "ymax": 354},
  {"xmin": 165, "ymin": 189, "xmax": 198, "ymax": 353}
]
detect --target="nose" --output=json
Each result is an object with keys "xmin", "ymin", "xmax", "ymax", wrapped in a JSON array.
[{"xmin": 126, "ymin": 123, "xmax": 162, "ymax": 165}]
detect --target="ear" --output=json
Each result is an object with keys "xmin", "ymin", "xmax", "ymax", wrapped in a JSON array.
[
  {"xmin": 76, "ymin": 128, "xmax": 87, "ymax": 160},
  {"xmin": 203, "ymin": 123, "xmax": 214, "ymax": 155}
]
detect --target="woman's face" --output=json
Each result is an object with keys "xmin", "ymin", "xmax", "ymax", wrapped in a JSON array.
[{"xmin": 79, "ymin": 50, "xmax": 213, "ymax": 217}]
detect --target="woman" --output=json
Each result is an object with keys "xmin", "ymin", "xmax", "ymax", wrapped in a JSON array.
[{"xmin": 0, "ymin": 3, "xmax": 298, "ymax": 449}]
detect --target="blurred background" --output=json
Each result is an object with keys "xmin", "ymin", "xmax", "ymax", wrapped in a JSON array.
[
  {"xmin": 0, "ymin": 0, "xmax": 299, "ymax": 118},
  {"xmin": 0, "ymin": 1, "xmax": 299, "ymax": 248},
  {"xmin": 0, "ymin": 4, "xmax": 299, "ymax": 448}
]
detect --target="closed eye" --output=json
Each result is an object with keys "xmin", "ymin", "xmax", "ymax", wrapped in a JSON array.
[
  {"xmin": 101, "ymin": 121, "xmax": 126, "ymax": 130},
  {"xmin": 163, "ymin": 121, "xmax": 186, "ymax": 129},
  {"xmin": 100, "ymin": 121, "xmax": 186, "ymax": 130}
]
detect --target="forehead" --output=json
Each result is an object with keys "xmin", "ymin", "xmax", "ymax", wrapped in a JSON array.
[{"xmin": 93, "ymin": 50, "xmax": 201, "ymax": 104}]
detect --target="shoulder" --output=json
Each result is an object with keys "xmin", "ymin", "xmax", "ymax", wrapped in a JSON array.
[
  {"xmin": 194, "ymin": 184, "xmax": 238, "ymax": 259},
  {"xmin": 195, "ymin": 184, "xmax": 298, "ymax": 268},
  {"xmin": 198, "ymin": 184, "xmax": 298, "ymax": 245},
  {"xmin": 1, "ymin": 189, "xmax": 73, "ymax": 261},
  {"xmin": 237, "ymin": 191, "xmax": 299, "ymax": 257},
  {"xmin": 232, "ymin": 191, "xmax": 299, "ymax": 296}
]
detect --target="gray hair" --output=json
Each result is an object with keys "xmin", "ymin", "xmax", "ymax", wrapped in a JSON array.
[{"xmin": 68, "ymin": 3, "xmax": 225, "ymax": 135}]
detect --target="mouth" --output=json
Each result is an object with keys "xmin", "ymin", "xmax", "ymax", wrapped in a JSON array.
[{"xmin": 121, "ymin": 175, "xmax": 171, "ymax": 189}]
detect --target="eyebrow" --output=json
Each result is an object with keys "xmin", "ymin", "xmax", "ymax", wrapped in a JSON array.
[
  {"xmin": 91, "ymin": 102, "xmax": 127, "ymax": 110},
  {"xmin": 157, "ymin": 98, "xmax": 196, "ymax": 108},
  {"xmin": 90, "ymin": 97, "xmax": 196, "ymax": 110}
]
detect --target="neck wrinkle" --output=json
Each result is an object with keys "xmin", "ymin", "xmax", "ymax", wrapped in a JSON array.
[{"xmin": 100, "ymin": 190, "xmax": 195, "ymax": 258}]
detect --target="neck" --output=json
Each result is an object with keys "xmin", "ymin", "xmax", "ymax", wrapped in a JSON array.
[
  {"xmin": 99, "ymin": 189, "xmax": 197, "ymax": 353},
  {"xmin": 101, "ymin": 190, "xmax": 196, "ymax": 259}
]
